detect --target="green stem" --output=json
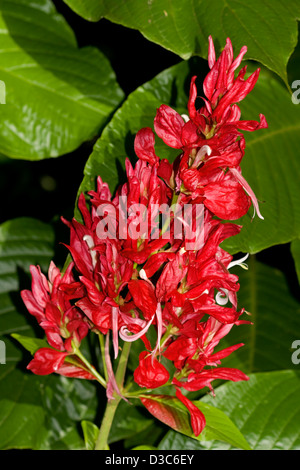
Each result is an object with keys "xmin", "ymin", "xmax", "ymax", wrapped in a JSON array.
[
  {"xmin": 124, "ymin": 381, "xmax": 172, "ymax": 398},
  {"xmin": 94, "ymin": 396, "xmax": 121, "ymax": 450},
  {"xmin": 73, "ymin": 346, "xmax": 106, "ymax": 388},
  {"xmin": 115, "ymin": 341, "xmax": 131, "ymax": 385},
  {"xmin": 94, "ymin": 341, "xmax": 132, "ymax": 451},
  {"xmin": 99, "ymin": 333, "xmax": 109, "ymax": 382}
]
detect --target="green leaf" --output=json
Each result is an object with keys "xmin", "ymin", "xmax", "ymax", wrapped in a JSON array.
[
  {"xmin": 0, "ymin": 217, "xmax": 55, "ymax": 364},
  {"xmin": 0, "ymin": 0, "xmax": 124, "ymax": 160},
  {"xmin": 217, "ymin": 257, "xmax": 300, "ymax": 374},
  {"xmin": 63, "ymin": 0, "xmax": 300, "ymax": 85},
  {"xmin": 0, "ymin": 366, "xmax": 48, "ymax": 449},
  {"xmin": 108, "ymin": 399, "xmax": 154, "ymax": 444},
  {"xmin": 200, "ymin": 370, "xmax": 300, "ymax": 450},
  {"xmin": 81, "ymin": 420, "xmax": 99, "ymax": 450},
  {"xmin": 0, "ymin": 365, "xmax": 98, "ymax": 450},
  {"xmin": 0, "ymin": 218, "xmax": 52, "ymax": 449},
  {"xmin": 63, "ymin": 0, "xmax": 104, "ymax": 21},
  {"xmin": 139, "ymin": 394, "xmax": 251, "ymax": 450},
  {"xmin": 10, "ymin": 333, "xmax": 48, "ymax": 356},
  {"xmin": 132, "ymin": 445, "xmax": 158, "ymax": 450},
  {"xmin": 40, "ymin": 375, "xmax": 98, "ymax": 450}
]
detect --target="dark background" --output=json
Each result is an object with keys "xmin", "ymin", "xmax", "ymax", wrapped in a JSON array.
[{"xmin": 1, "ymin": 0, "xmax": 298, "ymax": 298}]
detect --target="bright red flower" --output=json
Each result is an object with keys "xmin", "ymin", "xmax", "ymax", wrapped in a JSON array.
[
  {"xmin": 21, "ymin": 262, "xmax": 89, "ymax": 352},
  {"xmin": 21, "ymin": 261, "xmax": 92, "ymax": 378},
  {"xmin": 27, "ymin": 348, "xmax": 94, "ymax": 379},
  {"xmin": 134, "ymin": 127, "xmax": 160, "ymax": 167},
  {"xmin": 152, "ymin": 36, "xmax": 267, "ymax": 221},
  {"xmin": 128, "ymin": 279, "xmax": 158, "ymax": 321},
  {"xmin": 173, "ymin": 367, "xmax": 249, "ymax": 393},
  {"xmin": 134, "ymin": 351, "xmax": 170, "ymax": 389}
]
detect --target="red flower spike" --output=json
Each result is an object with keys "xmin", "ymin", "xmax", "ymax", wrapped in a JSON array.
[{"xmin": 20, "ymin": 36, "xmax": 266, "ymax": 444}]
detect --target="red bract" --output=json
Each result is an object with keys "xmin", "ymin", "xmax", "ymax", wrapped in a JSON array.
[
  {"xmin": 154, "ymin": 36, "xmax": 267, "ymax": 221},
  {"xmin": 21, "ymin": 262, "xmax": 92, "ymax": 378},
  {"xmin": 134, "ymin": 351, "xmax": 170, "ymax": 388},
  {"xmin": 175, "ymin": 388, "xmax": 206, "ymax": 437},
  {"xmin": 128, "ymin": 279, "xmax": 157, "ymax": 321},
  {"xmin": 119, "ymin": 157, "xmax": 172, "ymax": 263},
  {"xmin": 173, "ymin": 367, "xmax": 249, "ymax": 393},
  {"xmin": 27, "ymin": 348, "xmax": 94, "ymax": 379},
  {"xmin": 134, "ymin": 127, "xmax": 160, "ymax": 167}
]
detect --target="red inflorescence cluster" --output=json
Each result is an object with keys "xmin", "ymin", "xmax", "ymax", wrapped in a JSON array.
[{"xmin": 21, "ymin": 36, "xmax": 267, "ymax": 436}]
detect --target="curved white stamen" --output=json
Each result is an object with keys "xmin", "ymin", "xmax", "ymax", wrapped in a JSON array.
[
  {"xmin": 216, "ymin": 288, "xmax": 229, "ymax": 306},
  {"xmin": 181, "ymin": 114, "xmax": 190, "ymax": 123},
  {"xmin": 119, "ymin": 311, "xmax": 147, "ymax": 329},
  {"xmin": 191, "ymin": 145, "xmax": 212, "ymax": 168},
  {"xmin": 228, "ymin": 253, "xmax": 249, "ymax": 270},
  {"xmin": 139, "ymin": 268, "xmax": 155, "ymax": 288},
  {"xmin": 139, "ymin": 268, "xmax": 148, "ymax": 281},
  {"xmin": 119, "ymin": 314, "xmax": 155, "ymax": 342},
  {"xmin": 83, "ymin": 235, "xmax": 97, "ymax": 268}
]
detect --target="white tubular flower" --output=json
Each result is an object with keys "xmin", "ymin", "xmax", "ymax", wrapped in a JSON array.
[{"xmin": 228, "ymin": 253, "xmax": 249, "ymax": 270}]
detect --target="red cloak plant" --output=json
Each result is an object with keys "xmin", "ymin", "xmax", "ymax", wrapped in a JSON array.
[{"xmin": 20, "ymin": 36, "xmax": 267, "ymax": 448}]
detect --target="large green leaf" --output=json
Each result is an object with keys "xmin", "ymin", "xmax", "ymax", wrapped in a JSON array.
[
  {"xmin": 216, "ymin": 258, "xmax": 300, "ymax": 374},
  {"xmin": 63, "ymin": 0, "xmax": 103, "ymax": 22},
  {"xmin": 63, "ymin": 0, "xmax": 300, "ymax": 86},
  {"xmin": 76, "ymin": 59, "xmax": 300, "ymax": 254},
  {"xmin": 0, "ymin": 0, "xmax": 124, "ymax": 160},
  {"xmin": 0, "ymin": 366, "xmax": 48, "ymax": 449},
  {"xmin": 0, "ymin": 364, "xmax": 98, "ymax": 450},
  {"xmin": 0, "ymin": 217, "xmax": 55, "ymax": 364},
  {"xmin": 108, "ymin": 399, "xmax": 154, "ymax": 445},
  {"xmin": 0, "ymin": 217, "xmax": 50, "ymax": 449},
  {"xmin": 158, "ymin": 370, "xmax": 300, "ymax": 450}
]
